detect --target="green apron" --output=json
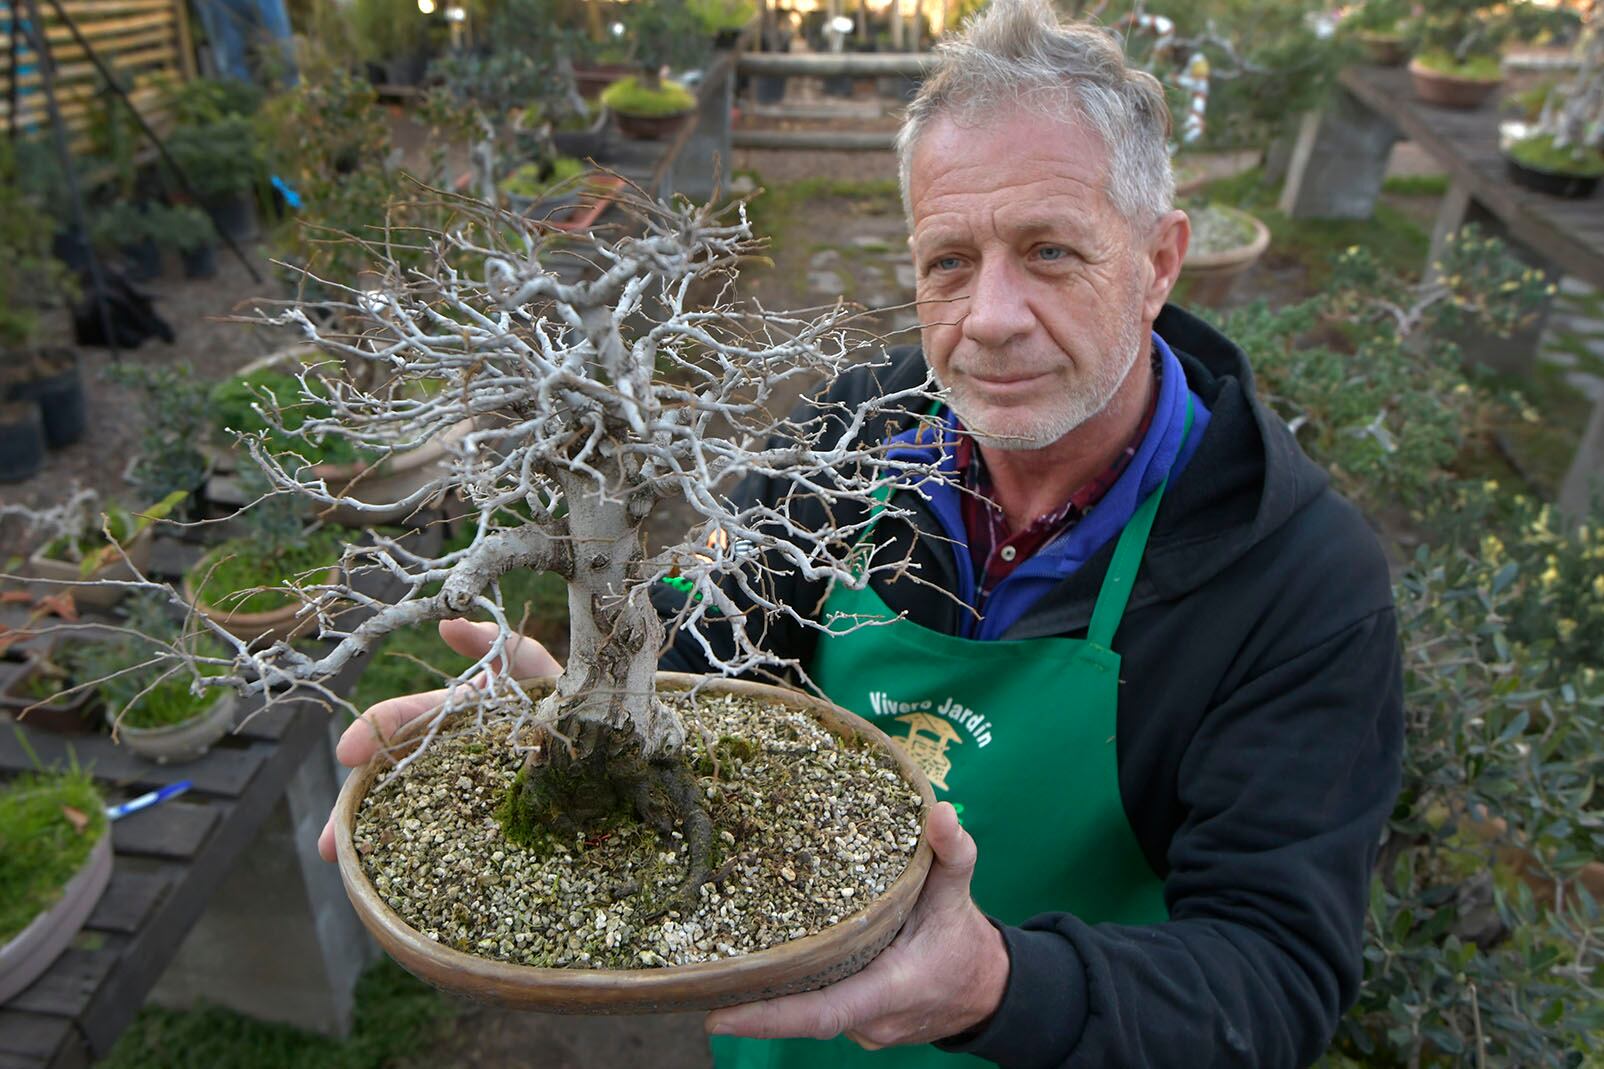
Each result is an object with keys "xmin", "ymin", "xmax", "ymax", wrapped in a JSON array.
[{"xmin": 713, "ymin": 400, "xmax": 1192, "ymax": 1069}]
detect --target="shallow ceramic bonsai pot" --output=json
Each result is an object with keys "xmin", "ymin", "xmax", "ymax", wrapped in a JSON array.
[
  {"xmin": 182, "ymin": 557, "xmax": 342, "ymax": 645},
  {"xmin": 112, "ymin": 690, "xmax": 238, "ymax": 764},
  {"xmin": 0, "ymin": 830, "xmax": 113, "ymax": 1002},
  {"xmin": 1504, "ymin": 155, "xmax": 1601, "ymax": 199},
  {"xmin": 1357, "ymin": 31, "xmax": 1409, "ymax": 67},
  {"xmin": 1408, "ymin": 57, "xmax": 1502, "ymax": 109},
  {"xmin": 1181, "ymin": 205, "xmax": 1272, "ymax": 306},
  {"xmin": 0, "ymin": 653, "xmax": 99, "ymax": 734},
  {"xmin": 334, "ymin": 672, "xmax": 935, "ymax": 1013},
  {"xmin": 27, "ymin": 523, "xmax": 155, "ymax": 610}
]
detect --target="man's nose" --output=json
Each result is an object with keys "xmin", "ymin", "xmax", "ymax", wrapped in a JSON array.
[{"xmin": 959, "ymin": 258, "xmax": 1034, "ymax": 349}]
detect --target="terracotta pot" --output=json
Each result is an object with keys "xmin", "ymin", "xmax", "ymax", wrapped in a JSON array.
[
  {"xmin": 1462, "ymin": 808, "xmax": 1604, "ymax": 907},
  {"xmin": 27, "ymin": 523, "xmax": 155, "ymax": 610},
  {"xmin": 1357, "ymin": 31, "xmax": 1409, "ymax": 67},
  {"xmin": 0, "ymin": 830, "xmax": 112, "ymax": 1002},
  {"xmin": 0, "ymin": 654, "xmax": 99, "ymax": 734},
  {"xmin": 112, "ymin": 691, "xmax": 237, "ymax": 764},
  {"xmin": 1181, "ymin": 207, "xmax": 1272, "ymax": 306},
  {"xmin": 613, "ymin": 109, "xmax": 694, "ymax": 141},
  {"xmin": 1408, "ymin": 58, "xmax": 1503, "ymax": 109},
  {"xmin": 573, "ymin": 63, "xmax": 636, "ymax": 101},
  {"xmin": 182, "ymin": 555, "xmax": 343, "ymax": 645},
  {"xmin": 334, "ymin": 672, "xmax": 936, "ymax": 1013}
]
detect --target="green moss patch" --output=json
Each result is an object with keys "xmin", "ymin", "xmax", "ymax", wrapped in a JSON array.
[
  {"xmin": 0, "ymin": 767, "xmax": 106, "ymax": 943},
  {"xmin": 600, "ymin": 77, "xmax": 694, "ymax": 117},
  {"xmin": 1509, "ymin": 134, "xmax": 1604, "ymax": 178}
]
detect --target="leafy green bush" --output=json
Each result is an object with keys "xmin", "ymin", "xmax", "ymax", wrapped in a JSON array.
[
  {"xmin": 1324, "ymin": 544, "xmax": 1604, "ymax": 1067},
  {"xmin": 165, "ymin": 116, "xmax": 264, "ymax": 200},
  {"xmin": 0, "ymin": 764, "xmax": 106, "ymax": 943},
  {"xmin": 187, "ymin": 528, "xmax": 345, "ymax": 616},
  {"xmin": 208, "ymin": 367, "xmax": 364, "ymax": 466},
  {"xmin": 103, "ymin": 362, "xmax": 210, "ymax": 510}
]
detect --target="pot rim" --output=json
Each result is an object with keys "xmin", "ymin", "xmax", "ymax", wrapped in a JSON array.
[
  {"xmin": 1184, "ymin": 206, "xmax": 1272, "ymax": 271},
  {"xmin": 182, "ymin": 552, "xmax": 343, "ymax": 629},
  {"xmin": 1407, "ymin": 56, "xmax": 1505, "ymax": 88},
  {"xmin": 334, "ymin": 671, "xmax": 936, "ymax": 1008}
]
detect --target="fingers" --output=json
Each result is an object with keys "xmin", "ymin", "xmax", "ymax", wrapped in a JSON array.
[
  {"xmin": 915, "ymin": 802, "xmax": 981, "ymax": 914},
  {"xmin": 318, "ymin": 815, "xmax": 338, "ymax": 863},
  {"xmin": 706, "ymin": 960, "xmax": 894, "ymax": 1041},
  {"xmin": 439, "ymin": 618, "xmax": 563, "ymax": 678},
  {"xmin": 334, "ymin": 688, "xmax": 450, "ymax": 768}
]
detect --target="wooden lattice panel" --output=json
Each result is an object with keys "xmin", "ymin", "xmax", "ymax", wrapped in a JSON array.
[{"xmin": 0, "ymin": 0, "xmax": 193, "ymax": 152}]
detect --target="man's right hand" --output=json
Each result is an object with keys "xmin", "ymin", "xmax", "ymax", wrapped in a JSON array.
[{"xmin": 316, "ymin": 618, "xmax": 562, "ymax": 863}]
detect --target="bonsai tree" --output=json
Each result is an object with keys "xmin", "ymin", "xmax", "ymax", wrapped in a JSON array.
[
  {"xmin": 94, "ymin": 184, "xmax": 941, "ymax": 902},
  {"xmin": 1513, "ymin": 9, "xmax": 1604, "ymax": 178},
  {"xmin": 600, "ymin": 0, "xmax": 709, "ymax": 120},
  {"xmin": 1412, "ymin": 0, "xmax": 1576, "ymax": 79}
]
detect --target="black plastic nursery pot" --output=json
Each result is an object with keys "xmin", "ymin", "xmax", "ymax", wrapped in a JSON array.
[
  {"xmin": 0, "ymin": 402, "xmax": 46, "ymax": 482},
  {"xmin": 1505, "ymin": 155, "xmax": 1602, "ymax": 200},
  {"xmin": 182, "ymin": 243, "xmax": 219, "ymax": 279},
  {"xmin": 202, "ymin": 193, "xmax": 258, "ymax": 243},
  {"xmin": 121, "ymin": 237, "xmax": 162, "ymax": 282},
  {"xmin": 10, "ymin": 351, "xmax": 86, "ymax": 448}
]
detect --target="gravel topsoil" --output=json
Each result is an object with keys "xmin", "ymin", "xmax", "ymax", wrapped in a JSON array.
[{"xmin": 354, "ymin": 689, "xmax": 925, "ymax": 970}]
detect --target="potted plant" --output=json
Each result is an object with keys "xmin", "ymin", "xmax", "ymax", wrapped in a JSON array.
[
  {"xmin": 1408, "ymin": 0, "xmax": 1576, "ymax": 109},
  {"xmin": 0, "ymin": 639, "xmax": 102, "ymax": 734},
  {"xmin": 690, "ymin": 0, "xmax": 757, "ymax": 49},
  {"xmin": 0, "ymin": 762, "xmax": 111, "ymax": 1002},
  {"xmin": 103, "ymin": 362, "xmax": 212, "ymax": 518},
  {"xmin": 181, "ymin": 492, "xmax": 345, "ymax": 645},
  {"xmin": 164, "ymin": 114, "xmax": 265, "ymax": 243},
  {"xmin": 350, "ymin": 0, "xmax": 439, "ymax": 86},
  {"xmin": 84, "ymin": 186, "xmax": 946, "ymax": 1007},
  {"xmin": 1502, "ymin": 11, "xmax": 1602, "ymax": 198},
  {"xmin": 156, "ymin": 203, "xmax": 220, "ymax": 279},
  {"xmin": 0, "ymin": 402, "xmax": 45, "ymax": 482},
  {"xmin": 89, "ymin": 202, "xmax": 162, "ymax": 282},
  {"xmin": 6, "ymin": 348, "xmax": 86, "ymax": 451},
  {"xmin": 603, "ymin": 0, "xmax": 709, "ymax": 139},
  {"xmin": 1179, "ymin": 200, "xmax": 1272, "ymax": 305},
  {"xmin": 501, "ymin": 157, "xmax": 587, "ymax": 217},
  {"xmin": 1343, "ymin": 0, "xmax": 1415, "ymax": 66},
  {"xmin": 17, "ymin": 489, "xmax": 187, "ymax": 608}
]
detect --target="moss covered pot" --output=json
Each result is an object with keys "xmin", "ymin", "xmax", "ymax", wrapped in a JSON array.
[
  {"xmin": 1505, "ymin": 134, "xmax": 1604, "ymax": 199},
  {"xmin": 601, "ymin": 78, "xmax": 696, "ymax": 140},
  {"xmin": 0, "ymin": 771, "xmax": 111, "ymax": 1002},
  {"xmin": 333, "ymin": 672, "xmax": 935, "ymax": 1013}
]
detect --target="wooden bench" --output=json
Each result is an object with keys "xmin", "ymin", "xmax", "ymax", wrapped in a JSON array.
[{"xmin": 1279, "ymin": 62, "xmax": 1604, "ymax": 521}]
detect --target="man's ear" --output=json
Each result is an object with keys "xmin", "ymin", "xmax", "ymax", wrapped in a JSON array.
[{"xmin": 1141, "ymin": 209, "xmax": 1191, "ymax": 322}]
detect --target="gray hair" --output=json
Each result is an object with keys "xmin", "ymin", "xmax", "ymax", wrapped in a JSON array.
[{"xmin": 896, "ymin": 0, "xmax": 1174, "ymax": 227}]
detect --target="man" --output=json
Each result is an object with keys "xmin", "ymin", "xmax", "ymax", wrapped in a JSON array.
[{"xmin": 319, "ymin": 1, "xmax": 1403, "ymax": 1065}]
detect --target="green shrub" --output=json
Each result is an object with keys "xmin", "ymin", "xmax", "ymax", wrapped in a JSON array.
[
  {"xmin": 208, "ymin": 367, "xmax": 364, "ymax": 467},
  {"xmin": 187, "ymin": 528, "xmax": 344, "ymax": 616},
  {"xmin": 1509, "ymin": 133, "xmax": 1604, "ymax": 178}
]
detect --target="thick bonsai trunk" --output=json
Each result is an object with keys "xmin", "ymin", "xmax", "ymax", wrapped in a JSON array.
[{"xmin": 499, "ymin": 467, "xmax": 708, "ymax": 908}]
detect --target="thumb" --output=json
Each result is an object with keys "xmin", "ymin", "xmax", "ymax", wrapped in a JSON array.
[
  {"xmin": 439, "ymin": 618, "xmax": 562, "ymax": 678},
  {"xmin": 917, "ymin": 802, "xmax": 979, "ymax": 912}
]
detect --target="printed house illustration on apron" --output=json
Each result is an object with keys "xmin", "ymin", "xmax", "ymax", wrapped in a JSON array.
[{"xmin": 895, "ymin": 713, "xmax": 962, "ymax": 791}]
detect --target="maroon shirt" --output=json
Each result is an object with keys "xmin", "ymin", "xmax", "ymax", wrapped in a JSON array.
[{"xmin": 955, "ymin": 355, "xmax": 1161, "ymax": 600}]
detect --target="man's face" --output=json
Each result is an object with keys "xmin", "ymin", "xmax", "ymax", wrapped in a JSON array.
[{"xmin": 908, "ymin": 106, "xmax": 1160, "ymax": 450}]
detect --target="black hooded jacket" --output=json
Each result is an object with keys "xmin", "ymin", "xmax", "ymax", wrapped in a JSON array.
[{"xmin": 656, "ymin": 305, "xmax": 1405, "ymax": 1068}]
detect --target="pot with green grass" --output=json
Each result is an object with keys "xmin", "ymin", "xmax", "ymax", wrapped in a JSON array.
[
  {"xmin": 1344, "ymin": 0, "xmax": 1414, "ymax": 66},
  {"xmin": 27, "ymin": 491, "xmax": 186, "ymax": 609},
  {"xmin": 601, "ymin": 76, "xmax": 698, "ymax": 140},
  {"xmin": 690, "ymin": 0, "xmax": 756, "ymax": 49},
  {"xmin": 1180, "ymin": 202, "xmax": 1271, "ymax": 305},
  {"xmin": 110, "ymin": 672, "xmax": 238, "ymax": 764},
  {"xmin": 0, "ymin": 765, "xmax": 111, "ymax": 1002},
  {"xmin": 1407, "ymin": 0, "xmax": 1577, "ymax": 109},
  {"xmin": 503, "ymin": 156, "xmax": 588, "ymax": 218},
  {"xmin": 1, "ymin": 641, "xmax": 101, "ymax": 734},
  {"xmin": 182, "ymin": 522, "xmax": 344, "ymax": 645},
  {"xmin": 1500, "ymin": 17, "xmax": 1603, "ymax": 199}
]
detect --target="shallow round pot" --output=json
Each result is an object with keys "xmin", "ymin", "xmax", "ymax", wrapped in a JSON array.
[
  {"xmin": 113, "ymin": 690, "xmax": 237, "ymax": 764},
  {"xmin": 1408, "ymin": 58, "xmax": 1502, "ymax": 109},
  {"xmin": 27, "ymin": 523, "xmax": 155, "ymax": 611},
  {"xmin": 613, "ymin": 109, "xmax": 693, "ymax": 141},
  {"xmin": 182, "ymin": 558, "xmax": 342, "ymax": 645},
  {"xmin": 0, "ymin": 829, "xmax": 112, "ymax": 1002},
  {"xmin": 334, "ymin": 672, "xmax": 936, "ymax": 1013},
  {"xmin": 1181, "ymin": 207, "xmax": 1271, "ymax": 306},
  {"xmin": 310, "ymin": 419, "xmax": 473, "ymax": 527},
  {"xmin": 1358, "ymin": 31, "xmax": 1409, "ymax": 67},
  {"xmin": 1, "ymin": 658, "xmax": 99, "ymax": 734},
  {"xmin": 1505, "ymin": 154, "xmax": 1601, "ymax": 199}
]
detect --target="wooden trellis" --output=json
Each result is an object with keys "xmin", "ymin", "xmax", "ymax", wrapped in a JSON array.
[{"xmin": 0, "ymin": 0, "xmax": 193, "ymax": 154}]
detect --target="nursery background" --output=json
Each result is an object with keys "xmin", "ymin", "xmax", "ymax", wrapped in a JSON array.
[{"xmin": 1, "ymin": 0, "xmax": 1603, "ymax": 1065}]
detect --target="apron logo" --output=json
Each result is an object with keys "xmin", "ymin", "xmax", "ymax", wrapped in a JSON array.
[{"xmin": 894, "ymin": 713, "xmax": 962, "ymax": 792}]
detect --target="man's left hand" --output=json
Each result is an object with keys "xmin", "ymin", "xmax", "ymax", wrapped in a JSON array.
[{"xmin": 704, "ymin": 801, "xmax": 1009, "ymax": 1049}]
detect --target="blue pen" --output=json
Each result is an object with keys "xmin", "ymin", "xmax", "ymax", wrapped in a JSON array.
[{"xmin": 105, "ymin": 780, "xmax": 193, "ymax": 822}]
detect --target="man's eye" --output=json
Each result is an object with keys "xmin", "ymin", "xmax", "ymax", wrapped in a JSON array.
[
  {"xmin": 931, "ymin": 256, "xmax": 964, "ymax": 272},
  {"xmin": 1036, "ymin": 245, "xmax": 1069, "ymax": 262}
]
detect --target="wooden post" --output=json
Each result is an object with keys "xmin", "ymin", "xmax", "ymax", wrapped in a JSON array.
[{"xmin": 172, "ymin": 0, "xmax": 195, "ymax": 81}]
